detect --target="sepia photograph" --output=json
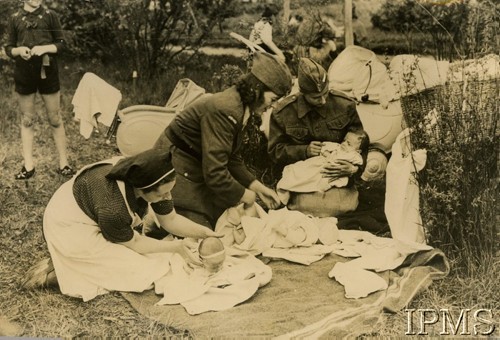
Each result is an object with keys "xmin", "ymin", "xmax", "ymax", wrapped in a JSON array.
[{"xmin": 0, "ymin": 0, "xmax": 498, "ymax": 338}]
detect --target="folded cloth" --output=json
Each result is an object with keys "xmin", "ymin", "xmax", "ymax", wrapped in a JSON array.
[
  {"xmin": 331, "ymin": 230, "xmax": 432, "ymax": 271},
  {"xmin": 72, "ymin": 72, "xmax": 122, "ymax": 139},
  {"xmin": 328, "ymin": 261, "xmax": 388, "ymax": 299},
  {"xmin": 155, "ymin": 251, "xmax": 272, "ymax": 315}
]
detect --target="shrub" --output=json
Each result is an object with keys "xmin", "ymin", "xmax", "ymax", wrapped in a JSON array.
[
  {"xmin": 372, "ymin": 0, "xmax": 498, "ymax": 60},
  {"xmin": 400, "ymin": 57, "xmax": 499, "ymax": 274}
]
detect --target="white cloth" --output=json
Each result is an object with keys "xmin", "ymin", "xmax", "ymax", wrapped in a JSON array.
[
  {"xmin": 216, "ymin": 206, "xmax": 338, "ymax": 265},
  {"xmin": 277, "ymin": 143, "xmax": 363, "ymax": 204},
  {"xmin": 328, "ymin": 261, "xmax": 388, "ymax": 299},
  {"xmin": 266, "ymin": 208, "xmax": 319, "ymax": 248},
  {"xmin": 43, "ymin": 158, "xmax": 172, "ymax": 301},
  {"xmin": 72, "ymin": 72, "xmax": 122, "ymax": 139},
  {"xmin": 328, "ymin": 45, "xmax": 398, "ymax": 105},
  {"xmin": 155, "ymin": 250, "xmax": 272, "ymax": 315},
  {"xmin": 385, "ymin": 129, "xmax": 427, "ymax": 244},
  {"xmin": 389, "ymin": 55, "xmax": 449, "ymax": 97},
  {"xmin": 249, "ymin": 20, "xmax": 273, "ymax": 45},
  {"xmin": 328, "ymin": 230, "xmax": 432, "ymax": 298},
  {"xmin": 331, "ymin": 230, "xmax": 432, "ymax": 271}
]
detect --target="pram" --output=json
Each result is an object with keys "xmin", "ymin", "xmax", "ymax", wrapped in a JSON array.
[
  {"xmin": 105, "ymin": 78, "xmax": 207, "ymax": 156},
  {"xmin": 72, "ymin": 73, "xmax": 207, "ymax": 156}
]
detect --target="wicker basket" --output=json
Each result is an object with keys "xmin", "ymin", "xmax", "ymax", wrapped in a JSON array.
[
  {"xmin": 400, "ymin": 78, "xmax": 499, "ymax": 149},
  {"xmin": 398, "ymin": 77, "xmax": 499, "ymax": 253}
]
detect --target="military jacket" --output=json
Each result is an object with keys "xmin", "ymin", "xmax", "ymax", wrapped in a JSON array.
[
  {"xmin": 268, "ymin": 90, "xmax": 363, "ymax": 166},
  {"xmin": 165, "ymin": 86, "xmax": 255, "ymax": 210}
]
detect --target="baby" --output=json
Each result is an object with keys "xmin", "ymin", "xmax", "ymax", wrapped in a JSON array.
[
  {"xmin": 277, "ymin": 128, "xmax": 369, "ymax": 204},
  {"xmin": 320, "ymin": 128, "xmax": 369, "ymax": 188},
  {"xmin": 198, "ymin": 237, "xmax": 226, "ymax": 274}
]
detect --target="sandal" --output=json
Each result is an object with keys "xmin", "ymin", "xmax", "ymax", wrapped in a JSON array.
[
  {"xmin": 58, "ymin": 165, "xmax": 75, "ymax": 177},
  {"xmin": 14, "ymin": 166, "xmax": 35, "ymax": 180}
]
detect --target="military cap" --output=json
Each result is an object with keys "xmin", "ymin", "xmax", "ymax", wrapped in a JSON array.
[
  {"xmin": 251, "ymin": 52, "xmax": 293, "ymax": 97},
  {"xmin": 298, "ymin": 58, "xmax": 329, "ymax": 95}
]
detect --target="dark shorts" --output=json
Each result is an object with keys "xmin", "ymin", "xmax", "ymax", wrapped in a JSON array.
[{"xmin": 14, "ymin": 56, "xmax": 60, "ymax": 95}]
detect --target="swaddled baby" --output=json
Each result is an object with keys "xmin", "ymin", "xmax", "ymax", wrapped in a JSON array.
[
  {"xmin": 225, "ymin": 203, "xmax": 259, "ymax": 245},
  {"xmin": 277, "ymin": 128, "xmax": 370, "ymax": 206},
  {"xmin": 198, "ymin": 237, "xmax": 226, "ymax": 274}
]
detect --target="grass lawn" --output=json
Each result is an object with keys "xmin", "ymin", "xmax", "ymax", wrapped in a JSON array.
[{"xmin": 0, "ymin": 52, "xmax": 498, "ymax": 337}]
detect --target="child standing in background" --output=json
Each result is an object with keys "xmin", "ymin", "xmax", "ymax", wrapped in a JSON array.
[
  {"xmin": 249, "ymin": 6, "xmax": 286, "ymax": 62},
  {"xmin": 5, "ymin": 0, "xmax": 74, "ymax": 179}
]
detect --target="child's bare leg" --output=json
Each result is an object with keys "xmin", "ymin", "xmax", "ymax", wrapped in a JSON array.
[
  {"xmin": 42, "ymin": 92, "xmax": 69, "ymax": 169},
  {"xmin": 18, "ymin": 93, "xmax": 37, "ymax": 171}
]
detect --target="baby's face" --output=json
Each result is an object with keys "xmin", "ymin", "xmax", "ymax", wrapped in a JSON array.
[{"xmin": 341, "ymin": 132, "xmax": 362, "ymax": 152}]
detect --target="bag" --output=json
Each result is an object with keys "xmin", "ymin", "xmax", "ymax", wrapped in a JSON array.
[{"xmin": 287, "ymin": 186, "xmax": 359, "ymax": 218}]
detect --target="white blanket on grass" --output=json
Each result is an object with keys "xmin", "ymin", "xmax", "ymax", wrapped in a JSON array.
[
  {"xmin": 155, "ymin": 249, "xmax": 271, "ymax": 315},
  {"xmin": 215, "ymin": 205, "xmax": 339, "ymax": 265}
]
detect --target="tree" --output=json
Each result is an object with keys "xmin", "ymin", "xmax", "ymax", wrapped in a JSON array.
[
  {"xmin": 344, "ymin": 0, "xmax": 353, "ymax": 46},
  {"xmin": 371, "ymin": 0, "xmax": 496, "ymax": 60},
  {"xmin": 41, "ymin": 0, "xmax": 237, "ymax": 76}
]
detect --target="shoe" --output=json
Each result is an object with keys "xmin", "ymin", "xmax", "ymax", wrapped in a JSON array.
[
  {"xmin": 14, "ymin": 166, "xmax": 35, "ymax": 180},
  {"xmin": 58, "ymin": 165, "xmax": 75, "ymax": 177},
  {"xmin": 21, "ymin": 258, "xmax": 58, "ymax": 289}
]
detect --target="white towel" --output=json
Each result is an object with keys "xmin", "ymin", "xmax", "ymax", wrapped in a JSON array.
[
  {"xmin": 155, "ymin": 252, "xmax": 272, "ymax": 315},
  {"xmin": 385, "ymin": 129, "xmax": 427, "ymax": 243},
  {"xmin": 72, "ymin": 72, "xmax": 122, "ymax": 139},
  {"xmin": 328, "ymin": 261, "xmax": 388, "ymax": 299}
]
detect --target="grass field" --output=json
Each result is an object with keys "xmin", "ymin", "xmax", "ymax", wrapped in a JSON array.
[
  {"xmin": 1, "ymin": 0, "xmax": 499, "ymax": 331},
  {"xmin": 0, "ymin": 54, "xmax": 498, "ymax": 338}
]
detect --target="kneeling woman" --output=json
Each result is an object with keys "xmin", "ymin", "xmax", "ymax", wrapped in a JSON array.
[{"xmin": 25, "ymin": 149, "xmax": 219, "ymax": 301}]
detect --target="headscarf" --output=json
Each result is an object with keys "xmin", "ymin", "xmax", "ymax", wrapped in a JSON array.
[{"xmin": 106, "ymin": 149, "xmax": 175, "ymax": 189}]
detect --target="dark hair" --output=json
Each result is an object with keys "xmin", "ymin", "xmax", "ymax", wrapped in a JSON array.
[
  {"xmin": 262, "ymin": 6, "xmax": 276, "ymax": 19},
  {"xmin": 235, "ymin": 73, "xmax": 268, "ymax": 113},
  {"xmin": 140, "ymin": 172, "xmax": 176, "ymax": 194},
  {"xmin": 347, "ymin": 126, "xmax": 370, "ymax": 155}
]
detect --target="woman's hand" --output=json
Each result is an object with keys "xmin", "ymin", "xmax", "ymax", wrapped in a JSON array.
[
  {"xmin": 203, "ymin": 229, "xmax": 225, "ymax": 238},
  {"xmin": 256, "ymin": 186, "xmax": 281, "ymax": 210},
  {"xmin": 176, "ymin": 238, "xmax": 202, "ymax": 266},
  {"xmin": 306, "ymin": 141, "xmax": 323, "ymax": 158},
  {"xmin": 321, "ymin": 160, "xmax": 358, "ymax": 181},
  {"xmin": 240, "ymin": 188, "xmax": 257, "ymax": 206},
  {"xmin": 248, "ymin": 180, "xmax": 281, "ymax": 210}
]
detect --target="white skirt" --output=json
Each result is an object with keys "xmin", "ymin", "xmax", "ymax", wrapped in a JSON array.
[{"xmin": 43, "ymin": 178, "xmax": 172, "ymax": 301}]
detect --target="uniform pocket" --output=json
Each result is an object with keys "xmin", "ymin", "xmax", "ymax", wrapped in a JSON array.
[
  {"xmin": 326, "ymin": 117, "xmax": 349, "ymax": 130},
  {"xmin": 326, "ymin": 117, "xmax": 349, "ymax": 141},
  {"xmin": 286, "ymin": 127, "xmax": 309, "ymax": 140}
]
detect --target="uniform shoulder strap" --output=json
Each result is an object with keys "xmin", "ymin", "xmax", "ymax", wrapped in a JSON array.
[
  {"xmin": 271, "ymin": 93, "xmax": 299, "ymax": 114},
  {"xmin": 329, "ymin": 89, "xmax": 357, "ymax": 103}
]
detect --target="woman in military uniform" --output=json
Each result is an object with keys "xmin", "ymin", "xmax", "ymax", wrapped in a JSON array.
[{"xmin": 155, "ymin": 52, "xmax": 293, "ymax": 227}]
